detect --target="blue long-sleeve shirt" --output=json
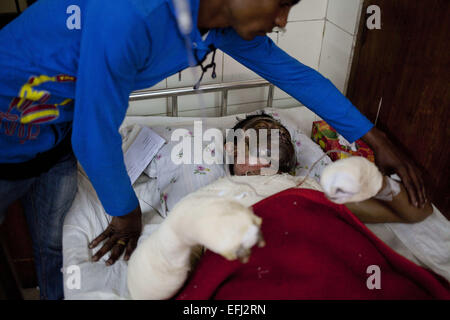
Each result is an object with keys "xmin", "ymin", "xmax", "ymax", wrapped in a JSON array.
[{"xmin": 0, "ymin": 0, "xmax": 373, "ymax": 216}]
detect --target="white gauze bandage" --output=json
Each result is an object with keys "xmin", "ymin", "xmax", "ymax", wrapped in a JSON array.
[
  {"xmin": 374, "ymin": 176, "xmax": 401, "ymax": 201},
  {"xmin": 320, "ymin": 156, "xmax": 383, "ymax": 204},
  {"xmin": 127, "ymin": 196, "xmax": 263, "ymax": 300}
]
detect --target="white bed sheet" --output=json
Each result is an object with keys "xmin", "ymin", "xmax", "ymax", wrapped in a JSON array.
[
  {"xmin": 62, "ymin": 107, "xmax": 450, "ymax": 300},
  {"xmin": 63, "ymin": 170, "xmax": 163, "ymax": 299}
]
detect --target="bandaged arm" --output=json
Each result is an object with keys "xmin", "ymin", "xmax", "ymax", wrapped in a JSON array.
[{"xmin": 345, "ymin": 176, "xmax": 433, "ymax": 224}]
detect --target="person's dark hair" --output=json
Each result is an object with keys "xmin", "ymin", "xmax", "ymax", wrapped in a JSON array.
[
  {"xmin": 227, "ymin": 113, "xmax": 297, "ymax": 175},
  {"xmin": 231, "ymin": 113, "xmax": 274, "ymax": 131}
]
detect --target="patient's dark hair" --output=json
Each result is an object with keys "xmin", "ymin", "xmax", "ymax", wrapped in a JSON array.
[{"xmin": 227, "ymin": 113, "xmax": 297, "ymax": 175}]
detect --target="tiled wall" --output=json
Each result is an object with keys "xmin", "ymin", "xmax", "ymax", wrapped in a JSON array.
[
  {"xmin": 320, "ymin": 0, "xmax": 364, "ymax": 94},
  {"xmin": 128, "ymin": 0, "xmax": 364, "ymax": 121}
]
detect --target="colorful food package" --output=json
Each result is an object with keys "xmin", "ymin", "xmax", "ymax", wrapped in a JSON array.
[{"xmin": 311, "ymin": 120, "xmax": 375, "ymax": 163}]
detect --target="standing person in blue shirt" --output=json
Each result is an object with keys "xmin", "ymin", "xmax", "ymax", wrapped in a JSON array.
[{"xmin": 0, "ymin": 0, "xmax": 427, "ymax": 299}]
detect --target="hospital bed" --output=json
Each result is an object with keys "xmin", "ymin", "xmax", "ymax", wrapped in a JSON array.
[{"xmin": 62, "ymin": 80, "xmax": 450, "ymax": 300}]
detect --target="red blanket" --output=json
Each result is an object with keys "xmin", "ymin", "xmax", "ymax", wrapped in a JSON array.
[{"xmin": 175, "ymin": 189, "xmax": 450, "ymax": 300}]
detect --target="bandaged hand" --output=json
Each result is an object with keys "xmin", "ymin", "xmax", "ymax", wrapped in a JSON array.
[
  {"xmin": 320, "ymin": 156, "xmax": 384, "ymax": 204},
  {"xmin": 127, "ymin": 197, "xmax": 264, "ymax": 299},
  {"xmin": 373, "ymin": 175, "xmax": 401, "ymax": 201}
]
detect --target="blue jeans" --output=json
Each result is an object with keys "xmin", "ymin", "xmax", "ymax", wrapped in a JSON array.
[{"xmin": 0, "ymin": 152, "xmax": 78, "ymax": 300}]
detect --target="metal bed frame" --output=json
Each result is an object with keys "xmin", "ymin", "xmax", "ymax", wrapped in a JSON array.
[{"xmin": 130, "ymin": 80, "xmax": 275, "ymax": 117}]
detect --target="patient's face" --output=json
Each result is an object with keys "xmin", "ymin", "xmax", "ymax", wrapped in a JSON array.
[
  {"xmin": 230, "ymin": 117, "xmax": 295, "ymax": 176},
  {"xmin": 234, "ymin": 157, "xmax": 272, "ymax": 176}
]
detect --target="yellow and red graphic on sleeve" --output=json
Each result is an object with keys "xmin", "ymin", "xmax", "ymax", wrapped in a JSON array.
[{"xmin": 15, "ymin": 74, "xmax": 76, "ymax": 125}]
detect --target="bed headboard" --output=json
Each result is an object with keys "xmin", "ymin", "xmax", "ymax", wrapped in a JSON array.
[{"xmin": 129, "ymin": 80, "xmax": 275, "ymax": 117}]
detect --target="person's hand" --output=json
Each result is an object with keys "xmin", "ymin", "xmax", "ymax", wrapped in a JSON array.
[
  {"xmin": 320, "ymin": 156, "xmax": 383, "ymax": 204},
  {"xmin": 362, "ymin": 127, "xmax": 427, "ymax": 208},
  {"xmin": 89, "ymin": 205, "xmax": 142, "ymax": 266}
]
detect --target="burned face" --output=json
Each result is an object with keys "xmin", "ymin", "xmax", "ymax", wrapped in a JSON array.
[
  {"xmin": 230, "ymin": 116, "xmax": 296, "ymax": 176},
  {"xmin": 228, "ymin": 0, "xmax": 296, "ymax": 40},
  {"xmin": 233, "ymin": 154, "xmax": 272, "ymax": 176}
]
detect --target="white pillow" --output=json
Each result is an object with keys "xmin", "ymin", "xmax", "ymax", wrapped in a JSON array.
[
  {"xmin": 291, "ymin": 129, "xmax": 332, "ymax": 179},
  {"xmin": 150, "ymin": 125, "xmax": 226, "ymax": 216},
  {"xmin": 143, "ymin": 110, "xmax": 331, "ymax": 216}
]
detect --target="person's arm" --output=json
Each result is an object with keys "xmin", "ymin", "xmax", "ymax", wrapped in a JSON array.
[
  {"xmin": 362, "ymin": 127, "xmax": 427, "ymax": 208},
  {"xmin": 72, "ymin": 2, "xmax": 150, "ymax": 264},
  {"xmin": 345, "ymin": 176, "xmax": 433, "ymax": 224},
  {"xmin": 216, "ymin": 29, "xmax": 426, "ymax": 208},
  {"xmin": 216, "ymin": 29, "xmax": 373, "ymax": 143}
]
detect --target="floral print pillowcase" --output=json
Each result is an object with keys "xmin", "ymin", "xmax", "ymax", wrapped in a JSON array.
[
  {"xmin": 289, "ymin": 129, "xmax": 332, "ymax": 180},
  {"xmin": 150, "ymin": 126, "xmax": 226, "ymax": 217},
  {"xmin": 158, "ymin": 164, "xmax": 225, "ymax": 217},
  {"xmin": 147, "ymin": 114, "xmax": 331, "ymax": 217}
]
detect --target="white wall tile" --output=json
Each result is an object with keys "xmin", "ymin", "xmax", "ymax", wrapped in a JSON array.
[
  {"xmin": 222, "ymin": 52, "xmax": 261, "ymax": 82},
  {"xmin": 222, "ymin": 33, "xmax": 277, "ymax": 82},
  {"xmin": 178, "ymin": 107, "xmax": 220, "ymax": 118},
  {"xmin": 227, "ymin": 87, "xmax": 270, "ymax": 106},
  {"xmin": 127, "ymin": 80, "xmax": 167, "ymax": 116},
  {"xmin": 164, "ymin": 51, "xmax": 223, "ymax": 112},
  {"xmin": 278, "ymin": 21, "xmax": 324, "ymax": 68},
  {"xmin": 167, "ymin": 52, "xmax": 223, "ymax": 88},
  {"xmin": 289, "ymin": 0, "xmax": 328, "ymax": 21},
  {"xmin": 177, "ymin": 92, "xmax": 221, "ymax": 112},
  {"xmin": 319, "ymin": 21, "xmax": 354, "ymax": 93},
  {"xmin": 327, "ymin": 0, "xmax": 363, "ymax": 35},
  {"xmin": 222, "ymin": 33, "xmax": 276, "ymax": 105},
  {"xmin": 127, "ymin": 98, "xmax": 167, "ymax": 116},
  {"xmin": 275, "ymin": 20, "xmax": 325, "ymax": 99}
]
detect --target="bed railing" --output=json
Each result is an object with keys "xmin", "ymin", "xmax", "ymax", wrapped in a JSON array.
[{"xmin": 129, "ymin": 80, "xmax": 275, "ymax": 117}]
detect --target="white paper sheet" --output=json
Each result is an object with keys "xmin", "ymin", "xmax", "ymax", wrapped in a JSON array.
[{"xmin": 124, "ymin": 126, "xmax": 165, "ymax": 184}]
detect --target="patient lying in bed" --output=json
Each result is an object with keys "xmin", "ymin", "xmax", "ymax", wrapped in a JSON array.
[
  {"xmin": 228, "ymin": 114, "xmax": 433, "ymax": 224},
  {"xmin": 127, "ymin": 115, "xmax": 438, "ymax": 300}
]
